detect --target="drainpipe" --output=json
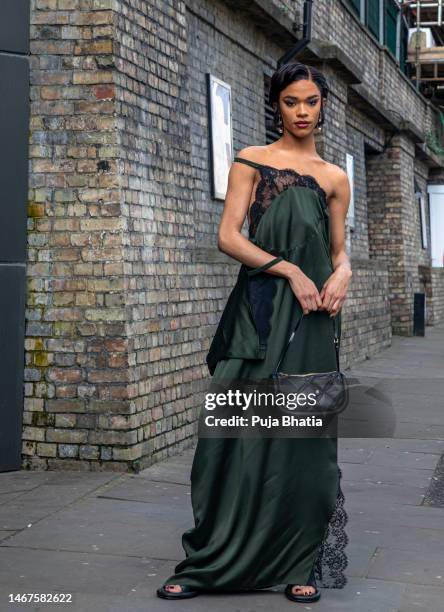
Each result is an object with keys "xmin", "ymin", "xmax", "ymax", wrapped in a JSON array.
[{"xmin": 278, "ymin": 0, "xmax": 313, "ymax": 67}]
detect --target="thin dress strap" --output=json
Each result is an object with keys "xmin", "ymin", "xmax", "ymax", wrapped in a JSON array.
[{"xmin": 233, "ymin": 156, "xmax": 264, "ymax": 169}]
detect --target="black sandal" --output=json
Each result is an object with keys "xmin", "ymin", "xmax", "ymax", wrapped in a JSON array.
[
  {"xmin": 285, "ymin": 567, "xmax": 321, "ymax": 603},
  {"xmin": 156, "ymin": 584, "xmax": 200, "ymax": 600}
]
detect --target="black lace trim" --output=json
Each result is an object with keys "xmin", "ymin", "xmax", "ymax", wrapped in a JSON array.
[
  {"xmin": 313, "ymin": 465, "xmax": 349, "ymax": 588},
  {"xmin": 248, "ymin": 166, "xmax": 328, "ymax": 239}
]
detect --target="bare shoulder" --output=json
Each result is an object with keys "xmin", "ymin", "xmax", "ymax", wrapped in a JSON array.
[
  {"xmin": 324, "ymin": 162, "xmax": 349, "ymax": 187},
  {"xmin": 323, "ymin": 162, "xmax": 350, "ymax": 198},
  {"xmin": 234, "ymin": 145, "xmax": 266, "ymax": 164}
]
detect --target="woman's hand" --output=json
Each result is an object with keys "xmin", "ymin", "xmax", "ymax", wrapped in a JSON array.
[
  {"xmin": 287, "ymin": 268, "xmax": 323, "ymax": 315},
  {"xmin": 319, "ymin": 267, "xmax": 352, "ymax": 317}
]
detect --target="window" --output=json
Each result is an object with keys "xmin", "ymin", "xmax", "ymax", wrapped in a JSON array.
[
  {"xmin": 384, "ymin": 0, "xmax": 399, "ymax": 58},
  {"xmin": 347, "ymin": 0, "xmax": 361, "ymax": 17},
  {"xmin": 399, "ymin": 14, "xmax": 409, "ymax": 75},
  {"xmin": 345, "ymin": 1, "xmax": 404, "ymax": 61},
  {"xmin": 366, "ymin": 0, "xmax": 380, "ymax": 39},
  {"xmin": 344, "ymin": 1, "xmax": 408, "ymax": 73}
]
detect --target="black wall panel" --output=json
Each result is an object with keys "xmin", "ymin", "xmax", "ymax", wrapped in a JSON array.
[
  {"xmin": 0, "ymin": 55, "xmax": 30, "ymax": 263},
  {"xmin": 0, "ymin": 268, "xmax": 26, "ymax": 471},
  {"xmin": 0, "ymin": 0, "xmax": 30, "ymax": 472},
  {"xmin": 0, "ymin": 0, "xmax": 30, "ymax": 54}
]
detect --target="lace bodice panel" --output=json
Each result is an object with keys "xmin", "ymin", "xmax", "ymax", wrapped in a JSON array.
[{"xmin": 233, "ymin": 157, "xmax": 328, "ymax": 239}]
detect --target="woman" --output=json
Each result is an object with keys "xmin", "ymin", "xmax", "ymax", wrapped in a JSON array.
[{"xmin": 157, "ymin": 62, "xmax": 352, "ymax": 604}]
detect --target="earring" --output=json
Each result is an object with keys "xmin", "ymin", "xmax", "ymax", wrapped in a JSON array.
[
  {"xmin": 277, "ymin": 113, "xmax": 283, "ymax": 134},
  {"xmin": 316, "ymin": 108, "xmax": 324, "ymax": 131}
]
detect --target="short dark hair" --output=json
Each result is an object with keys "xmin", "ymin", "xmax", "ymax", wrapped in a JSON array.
[{"xmin": 269, "ymin": 62, "xmax": 330, "ymax": 130}]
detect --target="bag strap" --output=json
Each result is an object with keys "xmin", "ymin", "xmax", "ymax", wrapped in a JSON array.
[{"xmin": 272, "ymin": 313, "xmax": 340, "ymax": 377}]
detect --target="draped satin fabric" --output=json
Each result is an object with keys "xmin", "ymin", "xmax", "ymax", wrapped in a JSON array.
[{"xmin": 162, "ymin": 163, "xmax": 348, "ymax": 591}]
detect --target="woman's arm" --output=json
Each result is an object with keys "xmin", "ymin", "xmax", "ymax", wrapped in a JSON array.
[
  {"xmin": 218, "ymin": 149, "xmax": 295, "ymax": 279},
  {"xmin": 319, "ymin": 166, "xmax": 352, "ymax": 316},
  {"xmin": 218, "ymin": 148, "xmax": 323, "ymax": 314}
]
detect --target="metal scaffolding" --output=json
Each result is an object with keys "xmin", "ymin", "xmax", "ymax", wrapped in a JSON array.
[{"xmin": 402, "ymin": 0, "xmax": 444, "ymax": 93}]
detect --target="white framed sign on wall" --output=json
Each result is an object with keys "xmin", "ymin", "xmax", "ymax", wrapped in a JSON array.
[
  {"xmin": 207, "ymin": 74, "xmax": 233, "ymax": 201},
  {"xmin": 427, "ymin": 184, "xmax": 444, "ymax": 267},
  {"xmin": 345, "ymin": 153, "xmax": 355, "ymax": 231}
]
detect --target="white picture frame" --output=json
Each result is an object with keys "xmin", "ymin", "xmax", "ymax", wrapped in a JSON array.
[
  {"xmin": 345, "ymin": 153, "xmax": 355, "ymax": 230},
  {"xmin": 207, "ymin": 74, "xmax": 233, "ymax": 200},
  {"xmin": 418, "ymin": 192, "xmax": 428, "ymax": 249},
  {"xmin": 427, "ymin": 185, "xmax": 444, "ymax": 267}
]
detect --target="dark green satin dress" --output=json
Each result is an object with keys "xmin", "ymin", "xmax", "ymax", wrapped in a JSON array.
[{"xmin": 162, "ymin": 156, "xmax": 348, "ymax": 591}]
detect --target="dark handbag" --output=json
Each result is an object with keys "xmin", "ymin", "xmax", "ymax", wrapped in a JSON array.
[{"xmin": 270, "ymin": 313, "xmax": 348, "ymax": 417}]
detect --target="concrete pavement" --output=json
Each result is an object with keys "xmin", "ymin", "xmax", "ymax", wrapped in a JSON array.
[{"xmin": 1, "ymin": 323, "xmax": 444, "ymax": 611}]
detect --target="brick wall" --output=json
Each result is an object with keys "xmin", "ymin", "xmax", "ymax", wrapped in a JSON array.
[
  {"xmin": 114, "ymin": 0, "xmax": 199, "ymax": 466},
  {"xmin": 24, "ymin": 0, "xmax": 443, "ymax": 470},
  {"xmin": 25, "ymin": 0, "xmax": 129, "ymax": 470},
  {"xmin": 366, "ymin": 136, "xmax": 416, "ymax": 335},
  {"xmin": 344, "ymin": 258, "xmax": 391, "ymax": 362},
  {"xmin": 430, "ymin": 268, "xmax": 444, "ymax": 325}
]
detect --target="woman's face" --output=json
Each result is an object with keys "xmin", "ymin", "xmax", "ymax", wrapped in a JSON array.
[{"xmin": 277, "ymin": 79, "xmax": 325, "ymax": 136}]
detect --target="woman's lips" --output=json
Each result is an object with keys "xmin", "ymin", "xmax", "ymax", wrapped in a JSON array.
[{"xmin": 295, "ymin": 122, "xmax": 310, "ymax": 127}]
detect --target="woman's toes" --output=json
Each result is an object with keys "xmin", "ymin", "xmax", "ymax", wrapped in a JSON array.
[
  {"xmin": 292, "ymin": 585, "xmax": 315, "ymax": 596},
  {"xmin": 165, "ymin": 584, "xmax": 182, "ymax": 593}
]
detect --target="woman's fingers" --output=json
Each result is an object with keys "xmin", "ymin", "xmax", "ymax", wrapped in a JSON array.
[
  {"xmin": 302, "ymin": 292, "xmax": 323, "ymax": 314},
  {"xmin": 289, "ymin": 273, "xmax": 325, "ymax": 314},
  {"xmin": 329, "ymin": 298, "xmax": 344, "ymax": 316},
  {"xmin": 315, "ymin": 292, "xmax": 323, "ymax": 308}
]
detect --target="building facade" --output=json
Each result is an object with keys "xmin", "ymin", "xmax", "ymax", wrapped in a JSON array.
[{"xmin": 3, "ymin": 0, "xmax": 443, "ymax": 472}]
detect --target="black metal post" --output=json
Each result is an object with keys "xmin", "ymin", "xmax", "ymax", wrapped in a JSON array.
[{"xmin": 278, "ymin": 0, "xmax": 313, "ymax": 67}]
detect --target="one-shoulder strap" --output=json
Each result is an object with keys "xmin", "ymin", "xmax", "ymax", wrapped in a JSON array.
[{"xmin": 233, "ymin": 156, "xmax": 264, "ymax": 169}]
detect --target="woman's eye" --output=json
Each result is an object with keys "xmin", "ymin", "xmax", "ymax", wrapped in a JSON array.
[{"xmin": 285, "ymin": 100, "xmax": 318, "ymax": 107}]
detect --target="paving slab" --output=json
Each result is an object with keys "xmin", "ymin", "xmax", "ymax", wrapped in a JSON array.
[
  {"xmin": 97, "ymin": 477, "xmax": 192, "ymax": 507},
  {"xmin": 399, "ymin": 583, "xmax": 444, "ymax": 612},
  {"xmin": 345, "ymin": 523, "xmax": 444, "ymax": 555},
  {"xmin": 0, "ymin": 546, "xmax": 155, "ymax": 612},
  {"xmin": 342, "ymin": 479, "xmax": 427, "ymax": 506},
  {"xmin": 367, "ymin": 547, "xmax": 444, "ymax": 587},
  {"xmin": 4, "ymin": 495, "xmax": 192, "ymax": 560},
  {"xmin": 339, "ymin": 438, "xmax": 444, "ymax": 453},
  {"xmin": 340, "ymin": 461, "xmax": 435, "ymax": 487},
  {"xmin": 137, "ymin": 458, "xmax": 193, "ymax": 485},
  {"xmin": 0, "ymin": 473, "xmax": 121, "ymax": 530}
]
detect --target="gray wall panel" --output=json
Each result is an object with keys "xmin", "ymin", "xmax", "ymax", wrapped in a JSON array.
[
  {"xmin": 0, "ymin": 266, "xmax": 26, "ymax": 471},
  {"xmin": 0, "ymin": 0, "xmax": 30, "ymax": 54},
  {"xmin": 0, "ymin": 56, "xmax": 30, "ymax": 263},
  {"xmin": 0, "ymin": 1, "xmax": 30, "ymax": 471}
]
